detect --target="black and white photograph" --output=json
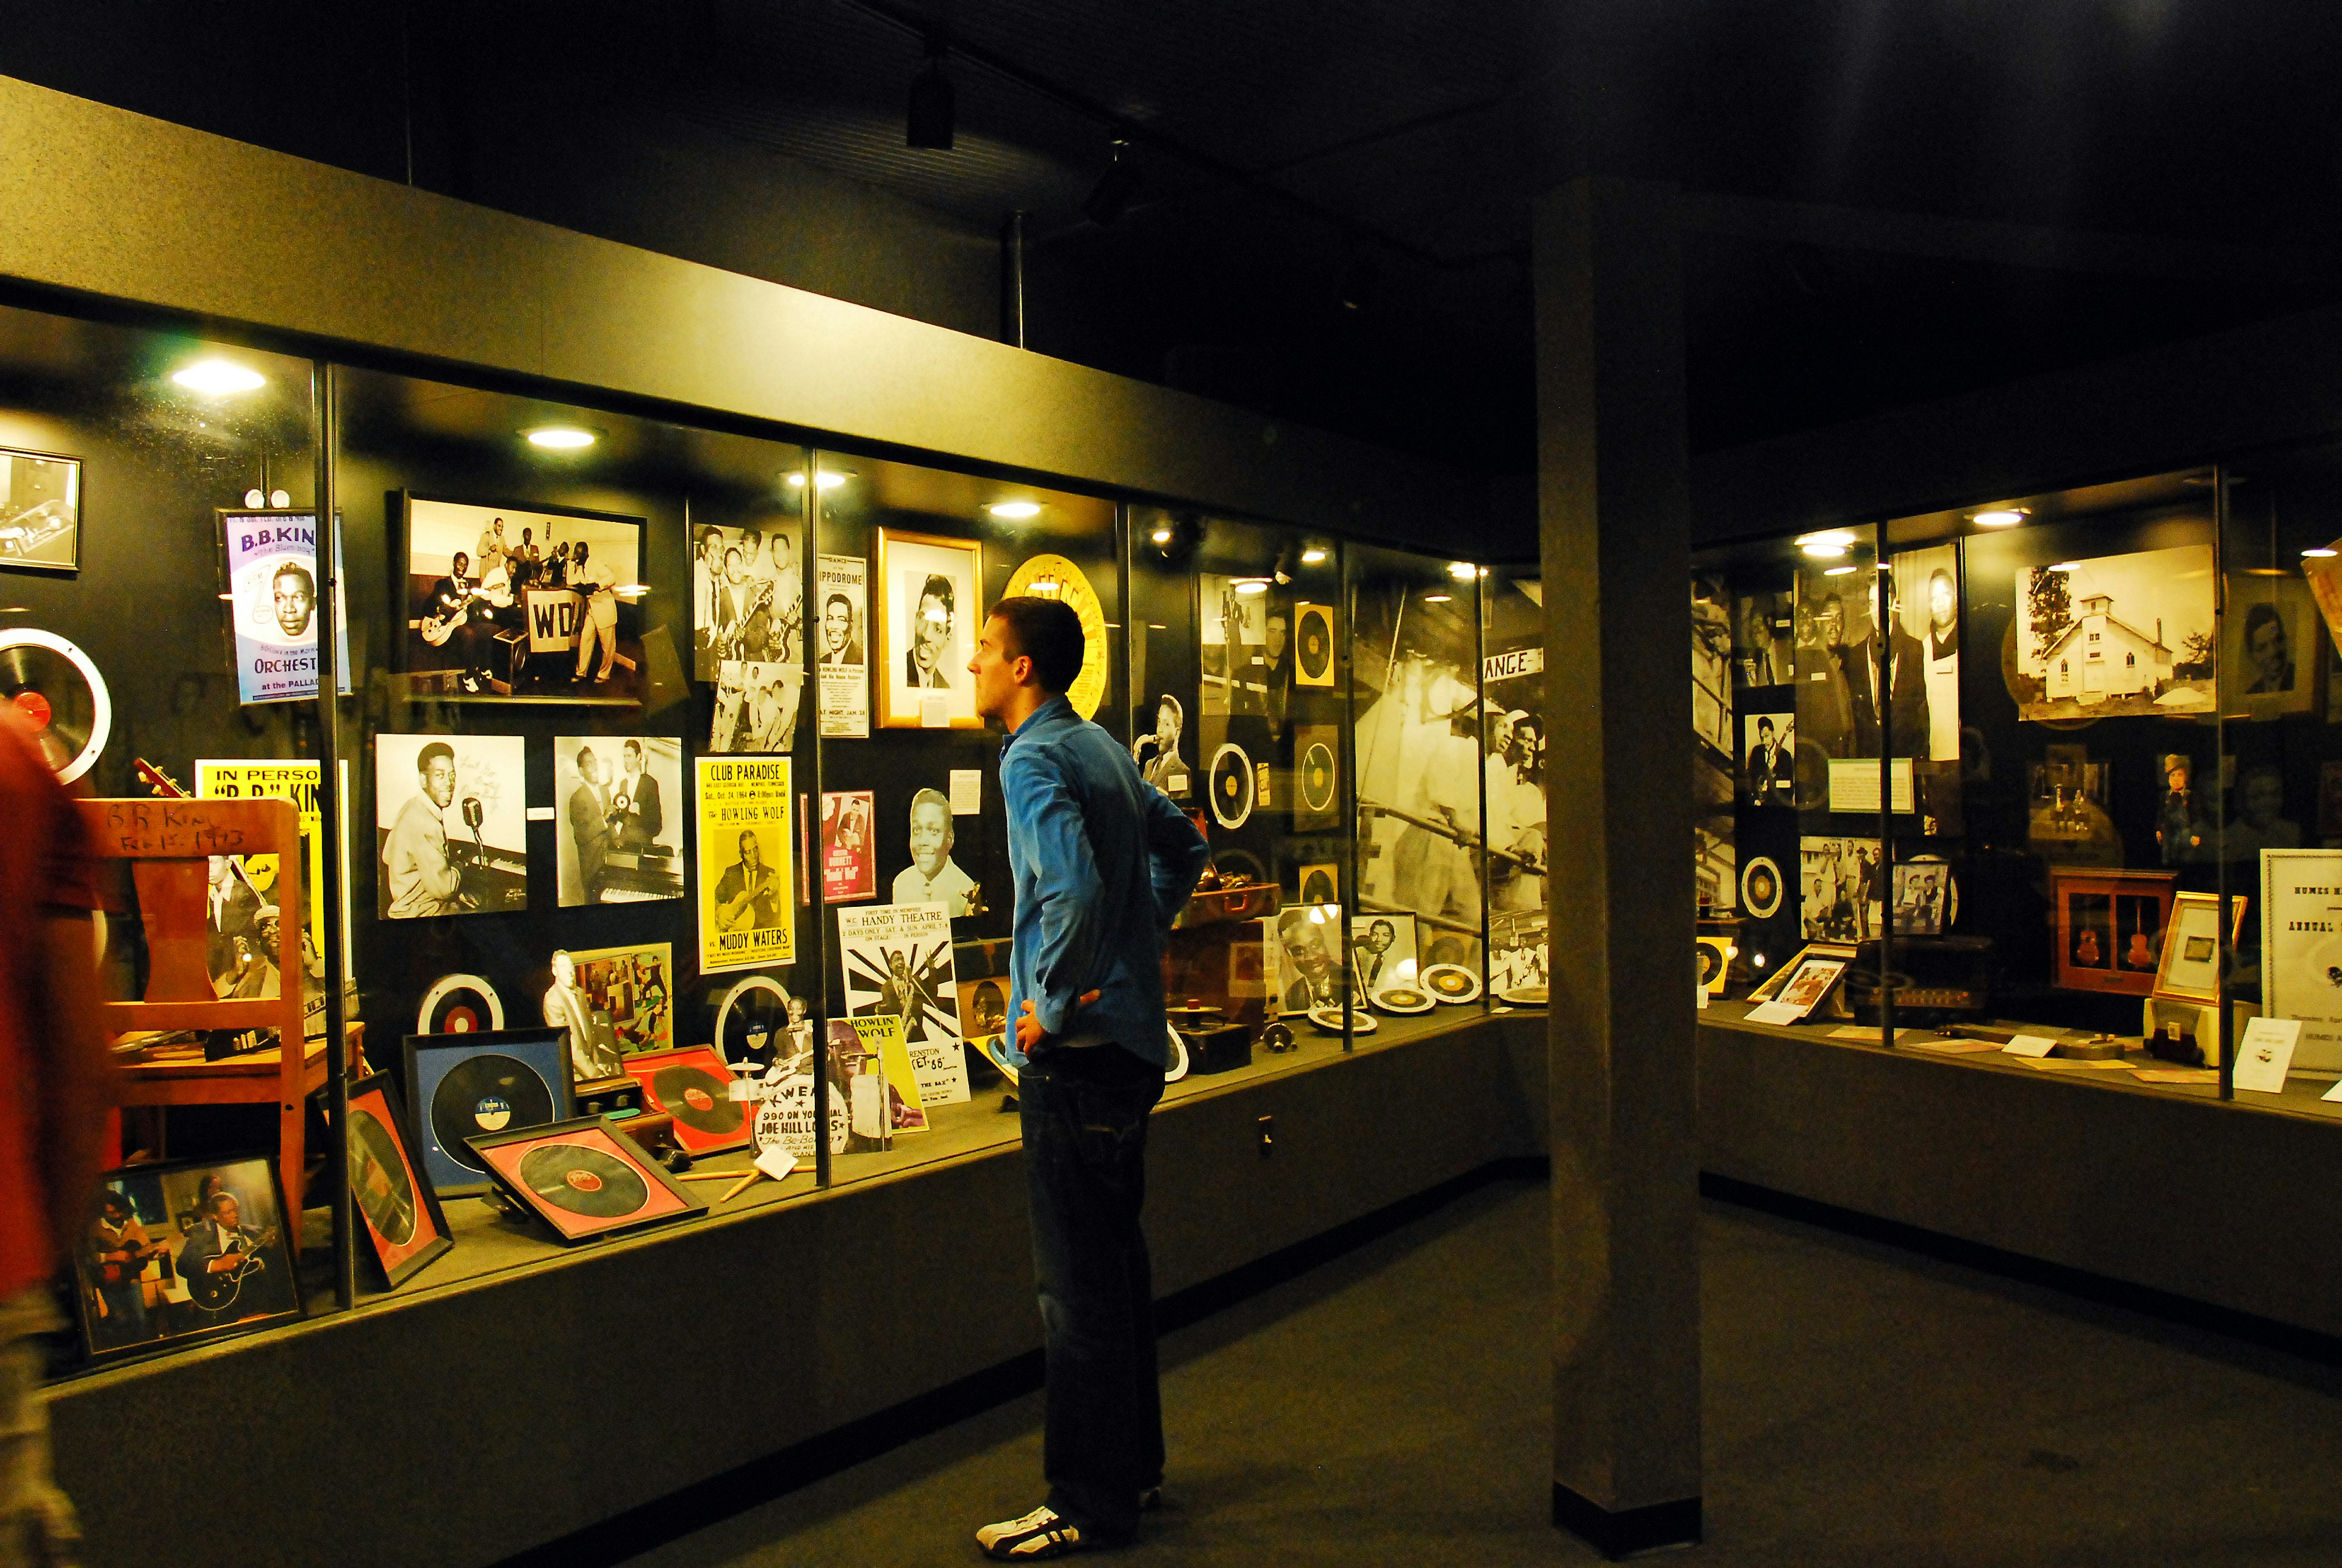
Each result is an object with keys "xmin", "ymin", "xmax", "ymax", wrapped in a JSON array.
[
  {"xmin": 2011, "ymin": 543, "xmax": 2215, "ymax": 721},
  {"xmin": 1889, "ymin": 543, "xmax": 1961, "ymax": 759},
  {"xmin": 1741, "ymin": 711, "xmax": 1795, "ymax": 806},
  {"xmin": 1800, "ymin": 835, "xmax": 1884, "ymax": 943},
  {"xmin": 1732, "ymin": 589, "xmax": 1793, "ymax": 687},
  {"xmin": 694, "ymin": 519, "xmax": 804, "ymax": 681},
  {"xmin": 709, "ymin": 660, "xmax": 804, "ymax": 754},
  {"xmin": 875, "ymin": 526, "xmax": 981, "ymax": 728},
  {"xmin": 891, "ymin": 784, "xmax": 976, "ymax": 915},
  {"xmin": 1131, "ymin": 693, "xmax": 1191, "ymax": 798},
  {"xmin": 1891, "ymin": 860, "xmax": 1955, "ymax": 936},
  {"xmin": 1200, "ymin": 572, "xmax": 1267, "ymax": 717},
  {"xmin": 1792, "ymin": 562, "xmax": 1930, "ymax": 762},
  {"xmin": 1350, "ymin": 912, "xmax": 1419, "ymax": 995},
  {"xmin": 2222, "ymin": 573, "xmax": 2316, "ymax": 719},
  {"xmin": 375, "ymin": 732, "xmax": 528, "ymax": 918},
  {"xmin": 75, "ymin": 1156, "xmax": 300, "ymax": 1363},
  {"xmin": 1272, "ymin": 903, "xmax": 1352, "ymax": 1016},
  {"xmin": 554, "ymin": 736, "xmax": 683, "ymax": 907},
  {"xmin": 401, "ymin": 495, "xmax": 646, "ymax": 703},
  {"xmin": 0, "ymin": 446, "xmax": 79, "ymax": 572}
]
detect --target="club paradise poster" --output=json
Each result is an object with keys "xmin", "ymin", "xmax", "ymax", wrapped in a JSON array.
[{"xmin": 695, "ymin": 756, "xmax": 794, "ymax": 974}]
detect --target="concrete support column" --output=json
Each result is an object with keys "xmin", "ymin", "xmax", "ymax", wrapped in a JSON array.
[{"xmin": 1534, "ymin": 175, "xmax": 1703, "ymax": 1557}]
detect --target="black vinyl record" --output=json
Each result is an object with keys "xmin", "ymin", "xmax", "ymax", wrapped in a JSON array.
[
  {"xmin": 346, "ymin": 1108, "xmax": 418, "ymax": 1247},
  {"xmin": 1295, "ymin": 605, "xmax": 1334, "ymax": 685},
  {"xmin": 431, "ymin": 1053, "xmax": 554, "ymax": 1173},
  {"xmin": 652, "ymin": 1065, "xmax": 745, "ymax": 1134},
  {"xmin": 0, "ymin": 631, "xmax": 108, "ymax": 782},
  {"xmin": 517, "ymin": 1144, "xmax": 650, "ymax": 1219},
  {"xmin": 1300, "ymin": 865, "xmax": 1337, "ymax": 904},
  {"xmin": 1299, "ymin": 742, "xmax": 1338, "ymax": 814}
]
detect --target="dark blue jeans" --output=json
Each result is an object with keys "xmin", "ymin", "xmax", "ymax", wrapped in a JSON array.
[{"xmin": 1019, "ymin": 1043, "xmax": 1165, "ymax": 1541}]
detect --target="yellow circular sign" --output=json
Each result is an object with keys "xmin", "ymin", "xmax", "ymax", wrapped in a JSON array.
[{"xmin": 1002, "ymin": 553, "xmax": 1108, "ymax": 720}]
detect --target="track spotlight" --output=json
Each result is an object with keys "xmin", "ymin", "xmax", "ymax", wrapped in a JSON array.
[
  {"xmin": 906, "ymin": 40, "xmax": 954, "ymax": 149},
  {"xmin": 1083, "ymin": 138, "xmax": 1140, "ymax": 227}
]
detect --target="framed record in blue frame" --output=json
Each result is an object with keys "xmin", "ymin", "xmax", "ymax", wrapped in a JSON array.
[{"xmin": 403, "ymin": 1027, "xmax": 574, "ymax": 1198}]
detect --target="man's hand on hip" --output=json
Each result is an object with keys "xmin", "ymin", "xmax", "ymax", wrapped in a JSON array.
[{"xmin": 1015, "ymin": 992, "xmax": 1101, "ymax": 1052}]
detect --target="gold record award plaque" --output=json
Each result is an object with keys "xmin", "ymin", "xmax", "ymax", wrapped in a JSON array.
[{"xmin": 1003, "ymin": 553, "xmax": 1108, "ymax": 720}]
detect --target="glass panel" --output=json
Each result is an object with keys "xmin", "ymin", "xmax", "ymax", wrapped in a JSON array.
[
  {"xmin": 1350, "ymin": 542, "xmax": 1492, "ymax": 1035},
  {"xmin": 1129, "ymin": 507, "xmax": 1351, "ymax": 1079},
  {"xmin": 335, "ymin": 365, "xmax": 814, "ymax": 1289},
  {"xmin": 814, "ymin": 454, "xmax": 1119, "ymax": 1183},
  {"xmin": 0, "ymin": 299, "xmax": 332, "ymax": 1359}
]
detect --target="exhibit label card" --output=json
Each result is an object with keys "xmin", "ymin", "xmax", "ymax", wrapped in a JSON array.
[
  {"xmin": 2258, "ymin": 850, "xmax": 2342, "ymax": 1071},
  {"xmin": 697, "ymin": 756, "xmax": 795, "ymax": 973},
  {"xmin": 1825, "ymin": 757, "xmax": 1914, "ymax": 815},
  {"xmin": 2000, "ymin": 1033, "xmax": 2058, "ymax": 1058},
  {"xmin": 220, "ymin": 510, "xmax": 351, "ymax": 704},
  {"xmin": 2234, "ymin": 1017, "xmax": 2301, "ymax": 1094},
  {"xmin": 815, "ymin": 553, "xmax": 869, "ymax": 737}
]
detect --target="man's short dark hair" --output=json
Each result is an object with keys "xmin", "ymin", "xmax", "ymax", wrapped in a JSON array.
[
  {"xmin": 272, "ymin": 560, "xmax": 314, "ymax": 598},
  {"xmin": 826, "ymin": 592, "xmax": 852, "ymax": 617},
  {"xmin": 418, "ymin": 741, "xmax": 454, "ymax": 775},
  {"xmin": 1757, "ymin": 716, "xmax": 1774, "ymax": 734},
  {"xmin": 623, "ymin": 739, "xmax": 642, "ymax": 758},
  {"xmin": 987, "ymin": 596, "xmax": 1084, "ymax": 693},
  {"xmin": 2246, "ymin": 601, "xmax": 2284, "ymax": 646}
]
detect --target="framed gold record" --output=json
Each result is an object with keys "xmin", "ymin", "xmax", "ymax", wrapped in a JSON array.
[
  {"xmin": 1003, "ymin": 553, "xmax": 1108, "ymax": 720},
  {"xmin": 1294, "ymin": 602, "xmax": 1335, "ymax": 687}
]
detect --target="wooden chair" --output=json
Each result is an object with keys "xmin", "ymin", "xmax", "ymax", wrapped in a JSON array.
[{"xmin": 80, "ymin": 796, "xmax": 323, "ymax": 1247}]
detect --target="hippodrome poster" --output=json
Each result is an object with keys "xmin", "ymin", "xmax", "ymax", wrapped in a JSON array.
[
  {"xmin": 219, "ymin": 510, "xmax": 351, "ymax": 704},
  {"xmin": 695, "ymin": 756, "xmax": 795, "ymax": 975},
  {"xmin": 815, "ymin": 553, "xmax": 870, "ymax": 738}
]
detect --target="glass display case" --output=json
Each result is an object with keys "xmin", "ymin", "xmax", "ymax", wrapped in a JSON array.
[
  {"xmin": 1690, "ymin": 459, "xmax": 2342, "ymax": 1114},
  {"xmin": 0, "ymin": 284, "xmax": 1530, "ymax": 1377}
]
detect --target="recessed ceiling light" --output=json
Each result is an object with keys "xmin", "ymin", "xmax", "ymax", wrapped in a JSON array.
[
  {"xmin": 1424, "ymin": 592, "xmax": 1454, "ymax": 602},
  {"xmin": 173, "ymin": 359, "xmax": 265, "ymax": 394},
  {"xmin": 987, "ymin": 500, "xmax": 1042, "ymax": 519},
  {"xmin": 1149, "ymin": 526, "xmax": 1174, "ymax": 545},
  {"xmin": 1823, "ymin": 565, "xmax": 1858, "ymax": 577},
  {"xmin": 1300, "ymin": 546, "xmax": 1328, "ymax": 565},
  {"xmin": 1447, "ymin": 560, "xmax": 1476, "ymax": 581},
  {"xmin": 785, "ymin": 471, "xmax": 845, "ymax": 489},
  {"xmin": 525, "ymin": 426, "xmax": 595, "ymax": 449},
  {"xmin": 1234, "ymin": 578, "xmax": 1269, "ymax": 595},
  {"xmin": 2305, "ymin": 547, "xmax": 2338, "ymax": 559},
  {"xmin": 1972, "ymin": 507, "xmax": 2029, "ymax": 527}
]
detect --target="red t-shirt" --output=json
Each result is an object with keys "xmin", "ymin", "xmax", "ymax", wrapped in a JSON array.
[{"xmin": 0, "ymin": 706, "xmax": 99, "ymax": 1297}]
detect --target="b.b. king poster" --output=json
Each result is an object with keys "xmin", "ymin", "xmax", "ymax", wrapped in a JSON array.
[
  {"xmin": 220, "ymin": 510, "xmax": 350, "ymax": 705},
  {"xmin": 696, "ymin": 756, "xmax": 795, "ymax": 974}
]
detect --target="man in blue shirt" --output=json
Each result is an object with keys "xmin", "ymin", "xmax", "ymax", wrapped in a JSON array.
[{"xmin": 969, "ymin": 596, "xmax": 1209, "ymax": 1561}]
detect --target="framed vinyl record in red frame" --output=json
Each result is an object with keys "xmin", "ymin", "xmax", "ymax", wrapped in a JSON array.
[
  {"xmin": 620, "ymin": 1045, "xmax": 751, "ymax": 1155},
  {"xmin": 468, "ymin": 1117, "xmax": 704, "ymax": 1244},
  {"xmin": 344, "ymin": 1073, "xmax": 453, "ymax": 1288}
]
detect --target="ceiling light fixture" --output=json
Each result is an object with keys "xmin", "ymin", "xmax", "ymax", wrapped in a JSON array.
[
  {"xmin": 172, "ymin": 359, "xmax": 264, "ymax": 394},
  {"xmin": 525, "ymin": 426, "xmax": 596, "ymax": 449},
  {"xmin": 1448, "ymin": 561, "xmax": 1477, "ymax": 581},
  {"xmin": 906, "ymin": 35, "xmax": 954, "ymax": 149},
  {"xmin": 987, "ymin": 500, "xmax": 1041, "ymax": 519},
  {"xmin": 787, "ymin": 471, "xmax": 847, "ymax": 490},
  {"xmin": 2305, "ymin": 546, "xmax": 2338, "ymax": 559},
  {"xmin": 1083, "ymin": 138, "xmax": 1141, "ymax": 227},
  {"xmin": 1796, "ymin": 529, "xmax": 1855, "ymax": 559},
  {"xmin": 1300, "ymin": 546, "xmax": 1328, "ymax": 565},
  {"xmin": 1823, "ymin": 565, "xmax": 1858, "ymax": 577},
  {"xmin": 1233, "ymin": 578, "xmax": 1269, "ymax": 596},
  {"xmin": 1424, "ymin": 591, "xmax": 1453, "ymax": 603},
  {"xmin": 1149, "ymin": 525, "xmax": 1174, "ymax": 546},
  {"xmin": 1972, "ymin": 507, "xmax": 2029, "ymax": 527}
]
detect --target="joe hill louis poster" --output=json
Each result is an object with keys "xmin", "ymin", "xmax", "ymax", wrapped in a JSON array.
[{"xmin": 696, "ymin": 756, "xmax": 795, "ymax": 975}]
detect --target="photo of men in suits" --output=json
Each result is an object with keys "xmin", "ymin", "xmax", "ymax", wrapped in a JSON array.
[{"xmin": 1838, "ymin": 579, "xmax": 1930, "ymax": 760}]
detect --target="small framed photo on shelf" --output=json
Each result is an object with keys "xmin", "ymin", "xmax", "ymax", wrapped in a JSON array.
[
  {"xmin": 0, "ymin": 446, "xmax": 79, "ymax": 573},
  {"xmin": 345, "ymin": 1072, "xmax": 454, "ymax": 1288},
  {"xmin": 468, "ymin": 1115, "xmax": 706, "ymax": 1245},
  {"xmin": 2150, "ymin": 890, "xmax": 2246, "ymax": 1006},
  {"xmin": 2049, "ymin": 867, "xmax": 2176, "ymax": 995},
  {"xmin": 875, "ymin": 527, "xmax": 982, "ymax": 729},
  {"xmin": 73, "ymin": 1155, "xmax": 301, "ymax": 1365}
]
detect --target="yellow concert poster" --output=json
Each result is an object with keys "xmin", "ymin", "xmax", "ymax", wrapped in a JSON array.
[{"xmin": 696, "ymin": 755, "xmax": 794, "ymax": 974}]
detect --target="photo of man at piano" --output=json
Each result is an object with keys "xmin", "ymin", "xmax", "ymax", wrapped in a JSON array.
[
  {"xmin": 376, "ymin": 733, "xmax": 530, "ymax": 919},
  {"xmin": 556, "ymin": 736, "xmax": 684, "ymax": 906}
]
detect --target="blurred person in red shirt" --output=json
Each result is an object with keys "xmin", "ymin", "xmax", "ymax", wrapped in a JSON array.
[{"xmin": 0, "ymin": 705, "xmax": 114, "ymax": 1567}]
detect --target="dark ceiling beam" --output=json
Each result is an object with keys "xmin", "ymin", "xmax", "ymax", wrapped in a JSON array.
[{"xmin": 1683, "ymin": 191, "xmax": 2338, "ymax": 285}]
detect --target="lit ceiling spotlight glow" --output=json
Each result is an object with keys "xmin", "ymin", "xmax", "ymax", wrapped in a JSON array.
[
  {"xmin": 1973, "ymin": 507, "xmax": 2029, "ymax": 527},
  {"xmin": 1425, "ymin": 592, "xmax": 1454, "ymax": 603},
  {"xmin": 1149, "ymin": 526, "xmax": 1174, "ymax": 545},
  {"xmin": 2048, "ymin": 561, "xmax": 2081, "ymax": 573},
  {"xmin": 525, "ymin": 426, "xmax": 595, "ymax": 449},
  {"xmin": 172, "ymin": 359, "xmax": 265, "ymax": 395},
  {"xmin": 1233, "ymin": 578, "xmax": 1269, "ymax": 595},
  {"xmin": 987, "ymin": 500, "xmax": 1042, "ymax": 519},
  {"xmin": 1301, "ymin": 546, "xmax": 1328, "ymax": 565},
  {"xmin": 2304, "ymin": 547, "xmax": 2339, "ymax": 559},
  {"xmin": 1823, "ymin": 565, "xmax": 1858, "ymax": 576},
  {"xmin": 1448, "ymin": 560, "xmax": 1476, "ymax": 581},
  {"xmin": 785, "ymin": 471, "xmax": 848, "ymax": 489},
  {"xmin": 1796, "ymin": 529, "xmax": 1856, "ymax": 559}
]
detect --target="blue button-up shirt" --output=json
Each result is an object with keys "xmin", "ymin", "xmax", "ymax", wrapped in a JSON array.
[{"xmin": 999, "ymin": 693, "xmax": 1211, "ymax": 1069}]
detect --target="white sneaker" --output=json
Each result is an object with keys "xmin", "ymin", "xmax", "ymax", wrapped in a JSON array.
[{"xmin": 976, "ymin": 1505, "xmax": 1087, "ymax": 1559}]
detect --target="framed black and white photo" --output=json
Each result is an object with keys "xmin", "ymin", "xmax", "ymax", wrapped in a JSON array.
[
  {"xmin": 2222, "ymin": 573, "xmax": 2317, "ymax": 720},
  {"xmin": 875, "ymin": 528, "xmax": 981, "ymax": 729},
  {"xmin": 399, "ymin": 494, "xmax": 646, "ymax": 704},
  {"xmin": 2010, "ymin": 543, "xmax": 2214, "ymax": 721},
  {"xmin": 0, "ymin": 446, "xmax": 79, "ymax": 573},
  {"xmin": 709, "ymin": 661, "xmax": 804, "ymax": 753},
  {"xmin": 376, "ymin": 732, "xmax": 529, "ymax": 918},
  {"xmin": 554, "ymin": 735, "xmax": 684, "ymax": 906},
  {"xmin": 693, "ymin": 517, "xmax": 804, "ymax": 681}
]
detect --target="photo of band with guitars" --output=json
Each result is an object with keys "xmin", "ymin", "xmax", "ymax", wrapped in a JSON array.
[
  {"xmin": 693, "ymin": 519, "xmax": 803, "ymax": 682},
  {"xmin": 74, "ymin": 1155, "xmax": 301, "ymax": 1363},
  {"xmin": 401, "ymin": 494, "xmax": 648, "ymax": 704}
]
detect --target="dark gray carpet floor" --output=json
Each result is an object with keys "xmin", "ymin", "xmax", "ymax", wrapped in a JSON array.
[{"xmin": 621, "ymin": 1180, "xmax": 2342, "ymax": 1566}]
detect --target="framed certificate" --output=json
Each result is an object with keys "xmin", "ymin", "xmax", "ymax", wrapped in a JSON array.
[{"xmin": 2260, "ymin": 849, "xmax": 2342, "ymax": 1070}]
